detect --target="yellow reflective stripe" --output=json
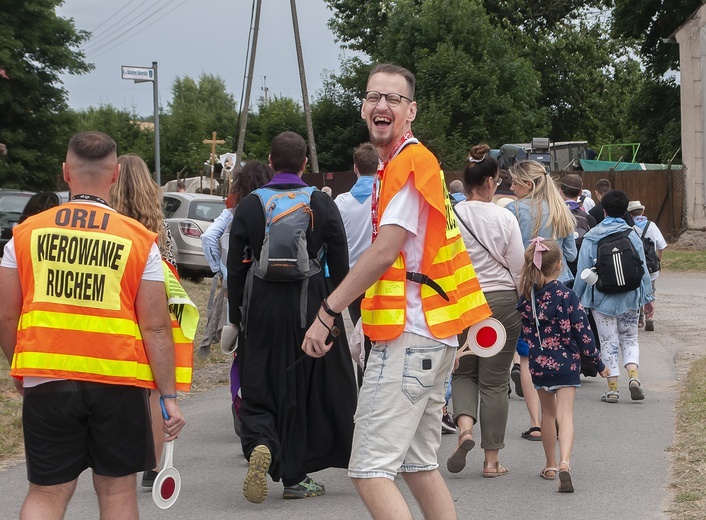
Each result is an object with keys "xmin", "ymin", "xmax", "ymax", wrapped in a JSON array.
[
  {"xmin": 172, "ymin": 326, "xmax": 189, "ymax": 344},
  {"xmin": 175, "ymin": 366, "xmax": 192, "ymax": 383},
  {"xmin": 391, "ymin": 255, "xmax": 405, "ymax": 269},
  {"xmin": 136, "ymin": 365, "xmax": 191, "ymax": 385},
  {"xmin": 425, "ymin": 289, "xmax": 488, "ymax": 326},
  {"xmin": 361, "ymin": 307, "xmax": 405, "ymax": 325},
  {"xmin": 432, "ymin": 239, "xmax": 467, "ymax": 264},
  {"xmin": 368, "ymin": 279, "xmax": 405, "ymax": 297},
  {"xmin": 420, "ymin": 265, "xmax": 477, "ymax": 297},
  {"xmin": 16, "ymin": 351, "xmax": 141, "ymax": 379},
  {"xmin": 20, "ymin": 310, "xmax": 141, "ymax": 339}
]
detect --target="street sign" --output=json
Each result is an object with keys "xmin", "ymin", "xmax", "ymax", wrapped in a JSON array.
[{"xmin": 121, "ymin": 65, "xmax": 154, "ymax": 82}]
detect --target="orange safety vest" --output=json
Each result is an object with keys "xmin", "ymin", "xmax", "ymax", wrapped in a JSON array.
[
  {"xmin": 361, "ymin": 144, "xmax": 491, "ymax": 341},
  {"xmin": 10, "ymin": 203, "xmax": 166, "ymax": 389}
]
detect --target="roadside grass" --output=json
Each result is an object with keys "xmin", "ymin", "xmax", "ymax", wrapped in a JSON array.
[
  {"xmin": 661, "ymin": 248, "xmax": 706, "ymax": 272},
  {"xmin": 669, "ymin": 356, "xmax": 706, "ymax": 518},
  {"xmin": 0, "ymin": 358, "xmax": 23, "ymax": 464}
]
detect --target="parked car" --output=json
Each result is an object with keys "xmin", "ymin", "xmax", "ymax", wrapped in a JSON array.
[
  {"xmin": 0, "ymin": 189, "xmax": 35, "ymax": 255},
  {"xmin": 161, "ymin": 192, "xmax": 225, "ymax": 280},
  {"xmin": 18, "ymin": 191, "xmax": 70, "ymax": 224}
]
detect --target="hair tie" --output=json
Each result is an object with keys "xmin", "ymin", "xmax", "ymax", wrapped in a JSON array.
[
  {"xmin": 468, "ymin": 154, "xmax": 487, "ymax": 163},
  {"xmin": 530, "ymin": 237, "xmax": 549, "ymax": 269}
]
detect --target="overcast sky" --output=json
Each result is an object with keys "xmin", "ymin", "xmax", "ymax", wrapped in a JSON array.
[{"xmin": 56, "ymin": 0, "xmax": 352, "ymax": 117}]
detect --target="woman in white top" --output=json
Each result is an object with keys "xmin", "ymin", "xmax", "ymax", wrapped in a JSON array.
[{"xmin": 446, "ymin": 144, "xmax": 525, "ymax": 478}]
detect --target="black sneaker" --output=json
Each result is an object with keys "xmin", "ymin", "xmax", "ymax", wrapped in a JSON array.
[
  {"xmin": 141, "ymin": 469, "xmax": 159, "ymax": 488},
  {"xmin": 282, "ymin": 476, "xmax": 325, "ymax": 499},
  {"xmin": 441, "ymin": 413, "xmax": 456, "ymax": 434},
  {"xmin": 511, "ymin": 363, "xmax": 523, "ymax": 398}
]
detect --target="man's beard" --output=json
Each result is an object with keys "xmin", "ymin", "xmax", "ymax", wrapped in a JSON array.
[{"xmin": 369, "ymin": 127, "xmax": 394, "ymax": 148}]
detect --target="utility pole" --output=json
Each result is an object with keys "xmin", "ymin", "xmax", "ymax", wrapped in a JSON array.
[
  {"xmin": 290, "ymin": 0, "xmax": 319, "ymax": 174},
  {"xmin": 236, "ymin": 0, "xmax": 262, "ymax": 166},
  {"xmin": 261, "ymin": 75, "xmax": 269, "ymax": 106}
]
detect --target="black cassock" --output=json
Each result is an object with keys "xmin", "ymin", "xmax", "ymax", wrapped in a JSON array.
[{"xmin": 227, "ymin": 183, "xmax": 357, "ymax": 485}]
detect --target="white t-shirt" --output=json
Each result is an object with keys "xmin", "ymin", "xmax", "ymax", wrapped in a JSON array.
[
  {"xmin": 634, "ymin": 220, "xmax": 667, "ymax": 281},
  {"xmin": 454, "ymin": 200, "xmax": 524, "ymax": 294},
  {"xmin": 1, "ymin": 202, "xmax": 164, "ymax": 386},
  {"xmin": 334, "ymin": 191, "xmax": 372, "ymax": 268},
  {"xmin": 379, "ymin": 177, "xmax": 457, "ymax": 347}
]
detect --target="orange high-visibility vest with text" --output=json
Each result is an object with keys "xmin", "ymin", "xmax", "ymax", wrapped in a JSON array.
[
  {"xmin": 361, "ymin": 144, "xmax": 491, "ymax": 341},
  {"xmin": 11, "ymin": 202, "xmax": 166, "ymax": 389}
]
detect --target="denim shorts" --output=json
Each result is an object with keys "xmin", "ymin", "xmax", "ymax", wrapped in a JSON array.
[
  {"xmin": 534, "ymin": 384, "xmax": 580, "ymax": 393},
  {"xmin": 348, "ymin": 332, "xmax": 455, "ymax": 480}
]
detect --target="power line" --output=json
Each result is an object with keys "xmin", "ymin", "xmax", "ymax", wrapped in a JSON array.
[
  {"xmin": 83, "ymin": 0, "xmax": 172, "ymax": 52},
  {"xmin": 85, "ymin": 0, "xmax": 191, "ymax": 60},
  {"xmin": 88, "ymin": 0, "xmax": 141, "ymax": 34}
]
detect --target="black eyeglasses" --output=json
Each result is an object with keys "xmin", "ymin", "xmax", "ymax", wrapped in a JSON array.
[{"xmin": 364, "ymin": 91, "xmax": 413, "ymax": 107}]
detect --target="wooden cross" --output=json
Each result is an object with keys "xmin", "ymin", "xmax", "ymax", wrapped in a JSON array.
[{"xmin": 203, "ymin": 131, "xmax": 225, "ymax": 192}]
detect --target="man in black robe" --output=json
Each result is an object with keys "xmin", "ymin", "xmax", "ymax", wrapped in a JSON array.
[{"xmin": 227, "ymin": 131, "xmax": 356, "ymax": 503}]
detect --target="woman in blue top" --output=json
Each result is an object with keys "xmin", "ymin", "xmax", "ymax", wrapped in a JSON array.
[
  {"xmin": 505, "ymin": 160, "xmax": 577, "ymax": 442},
  {"xmin": 572, "ymin": 189, "xmax": 654, "ymax": 404},
  {"xmin": 199, "ymin": 161, "xmax": 273, "ymax": 436}
]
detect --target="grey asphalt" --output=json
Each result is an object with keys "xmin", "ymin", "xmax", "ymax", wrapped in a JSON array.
[{"xmin": 1, "ymin": 272, "xmax": 704, "ymax": 519}]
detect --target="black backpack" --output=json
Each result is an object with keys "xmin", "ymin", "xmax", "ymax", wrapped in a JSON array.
[
  {"xmin": 567, "ymin": 207, "xmax": 592, "ymax": 275},
  {"xmin": 640, "ymin": 222, "xmax": 661, "ymax": 274},
  {"xmin": 594, "ymin": 229, "xmax": 645, "ymax": 294}
]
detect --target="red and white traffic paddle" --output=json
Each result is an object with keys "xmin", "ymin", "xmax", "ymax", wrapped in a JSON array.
[
  {"xmin": 457, "ymin": 317, "xmax": 507, "ymax": 358},
  {"xmin": 153, "ymin": 400, "xmax": 182, "ymax": 509}
]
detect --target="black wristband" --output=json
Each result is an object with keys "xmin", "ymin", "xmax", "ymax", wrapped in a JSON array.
[{"xmin": 321, "ymin": 298, "xmax": 340, "ymax": 317}]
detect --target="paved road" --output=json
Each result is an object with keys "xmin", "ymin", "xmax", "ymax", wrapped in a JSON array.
[{"xmin": 1, "ymin": 272, "xmax": 704, "ymax": 519}]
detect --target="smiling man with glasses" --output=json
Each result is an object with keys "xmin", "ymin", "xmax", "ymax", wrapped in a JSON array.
[{"xmin": 303, "ymin": 63, "xmax": 490, "ymax": 520}]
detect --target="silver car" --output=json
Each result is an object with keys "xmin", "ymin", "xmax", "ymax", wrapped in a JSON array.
[{"xmin": 161, "ymin": 192, "xmax": 225, "ymax": 280}]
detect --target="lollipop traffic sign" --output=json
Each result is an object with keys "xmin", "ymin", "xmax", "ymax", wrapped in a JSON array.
[
  {"xmin": 153, "ymin": 398, "xmax": 182, "ymax": 509},
  {"xmin": 457, "ymin": 317, "xmax": 507, "ymax": 358}
]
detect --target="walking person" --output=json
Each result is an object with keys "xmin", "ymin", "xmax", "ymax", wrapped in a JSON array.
[
  {"xmin": 446, "ymin": 144, "xmax": 524, "ymax": 477},
  {"xmin": 111, "ymin": 153, "xmax": 196, "ymax": 488},
  {"xmin": 0, "ymin": 131, "xmax": 186, "ymax": 520},
  {"xmin": 573, "ymin": 190, "xmax": 654, "ymax": 403},
  {"xmin": 199, "ymin": 162, "xmax": 273, "ymax": 436},
  {"xmin": 335, "ymin": 143, "xmax": 378, "ymax": 383},
  {"xmin": 627, "ymin": 200, "xmax": 666, "ymax": 331},
  {"xmin": 506, "ymin": 160, "xmax": 577, "ymax": 442},
  {"xmin": 517, "ymin": 238, "xmax": 608, "ymax": 492},
  {"xmin": 227, "ymin": 132, "xmax": 357, "ymax": 503},
  {"xmin": 302, "ymin": 63, "xmax": 490, "ymax": 520}
]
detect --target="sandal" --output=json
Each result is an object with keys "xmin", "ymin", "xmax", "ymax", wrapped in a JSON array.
[
  {"xmin": 558, "ymin": 461, "xmax": 574, "ymax": 493},
  {"xmin": 540, "ymin": 466, "xmax": 557, "ymax": 480},
  {"xmin": 446, "ymin": 430, "xmax": 475, "ymax": 474},
  {"xmin": 521, "ymin": 426, "xmax": 542, "ymax": 441},
  {"xmin": 482, "ymin": 461, "xmax": 509, "ymax": 478},
  {"xmin": 601, "ymin": 390, "xmax": 619, "ymax": 403},
  {"xmin": 629, "ymin": 378, "xmax": 645, "ymax": 401}
]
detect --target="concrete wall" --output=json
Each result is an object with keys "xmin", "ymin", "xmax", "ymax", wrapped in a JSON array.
[{"xmin": 675, "ymin": 4, "xmax": 706, "ymax": 231}]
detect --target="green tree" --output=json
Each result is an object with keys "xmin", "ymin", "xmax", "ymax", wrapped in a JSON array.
[
  {"xmin": 160, "ymin": 74, "xmax": 237, "ymax": 181},
  {"xmin": 0, "ymin": 0, "xmax": 92, "ymax": 189},
  {"xmin": 74, "ymin": 105, "xmax": 154, "ymax": 167},
  {"xmin": 245, "ymin": 95, "xmax": 307, "ymax": 161}
]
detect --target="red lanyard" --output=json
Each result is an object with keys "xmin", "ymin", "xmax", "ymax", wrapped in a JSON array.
[{"xmin": 371, "ymin": 131, "xmax": 415, "ymax": 241}]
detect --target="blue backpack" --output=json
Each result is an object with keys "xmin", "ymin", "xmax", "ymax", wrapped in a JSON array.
[{"xmin": 242, "ymin": 186, "xmax": 322, "ymax": 329}]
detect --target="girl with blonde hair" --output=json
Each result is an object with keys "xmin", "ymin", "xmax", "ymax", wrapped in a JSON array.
[
  {"xmin": 112, "ymin": 153, "xmax": 182, "ymax": 489},
  {"xmin": 506, "ymin": 160, "xmax": 577, "ymax": 443},
  {"xmin": 112, "ymin": 154, "xmax": 178, "ymax": 272},
  {"xmin": 517, "ymin": 238, "xmax": 607, "ymax": 492}
]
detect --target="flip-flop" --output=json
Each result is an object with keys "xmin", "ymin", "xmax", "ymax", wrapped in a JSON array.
[
  {"xmin": 558, "ymin": 461, "xmax": 574, "ymax": 493},
  {"xmin": 446, "ymin": 431, "xmax": 475, "ymax": 474}
]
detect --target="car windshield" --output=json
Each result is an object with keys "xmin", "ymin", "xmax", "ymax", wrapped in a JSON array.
[
  {"xmin": 0, "ymin": 194, "xmax": 32, "ymax": 213},
  {"xmin": 188, "ymin": 200, "xmax": 225, "ymax": 222}
]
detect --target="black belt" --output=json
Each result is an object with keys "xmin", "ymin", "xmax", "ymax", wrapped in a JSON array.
[{"xmin": 406, "ymin": 271, "xmax": 449, "ymax": 301}]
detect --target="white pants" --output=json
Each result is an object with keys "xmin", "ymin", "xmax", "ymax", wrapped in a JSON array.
[{"xmin": 592, "ymin": 309, "xmax": 640, "ymax": 377}]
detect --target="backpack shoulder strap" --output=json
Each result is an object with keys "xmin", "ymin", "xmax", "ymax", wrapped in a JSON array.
[{"xmin": 641, "ymin": 221, "xmax": 651, "ymax": 238}]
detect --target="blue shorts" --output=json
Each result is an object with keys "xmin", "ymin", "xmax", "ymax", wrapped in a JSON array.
[{"xmin": 516, "ymin": 338, "xmax": 529, "ymax": 357}]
